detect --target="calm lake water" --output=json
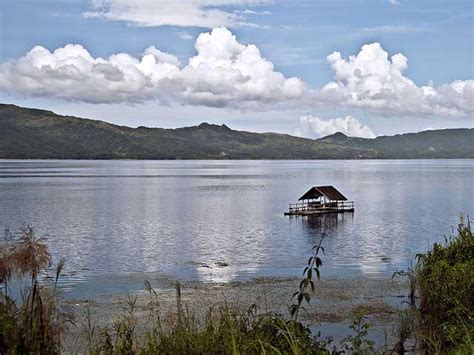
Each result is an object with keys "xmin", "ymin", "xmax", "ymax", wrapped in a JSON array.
[{"xmin": 0, "ymin": 160, "xmax": 473, "ymax": 297}]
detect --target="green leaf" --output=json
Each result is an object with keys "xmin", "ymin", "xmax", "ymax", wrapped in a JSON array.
[
  {"xmin": 303, "ymin": 292, "xmax": 311, "ymax": 303},
  {"xmin": 299, "ymin": 279, "xmax": 308, "ymax": 290},
  {"xmin": 290, "ymin": 305, "xmax": 298, "ymax": 316}
]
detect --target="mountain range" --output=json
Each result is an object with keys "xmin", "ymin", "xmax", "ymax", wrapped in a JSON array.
[{"xmin": 0, "ymin": 104, "xmax": 472, "ymax": 159}]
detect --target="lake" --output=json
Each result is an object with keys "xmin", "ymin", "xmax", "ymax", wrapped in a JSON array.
[{"xmin": 0, "ymin": 160, "xmax": 473, "ymax": 298}]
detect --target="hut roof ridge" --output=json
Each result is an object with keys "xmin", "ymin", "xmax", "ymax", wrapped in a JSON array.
[{"xmin": 298, "ymin": 185, "xmax": 348, "ymax": 201}]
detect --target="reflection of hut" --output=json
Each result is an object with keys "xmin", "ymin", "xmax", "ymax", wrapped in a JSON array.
[
  {"xmin": 285, "ymin": 186, "xmax": 354, "ymax": 216},
  {"xmin": 303, "ymin": 214, "xmax": 341, "ymax": 233}
]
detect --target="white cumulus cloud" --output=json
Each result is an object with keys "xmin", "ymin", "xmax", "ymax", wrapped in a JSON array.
[
  {"xmin": 0, "ymin": 44, "xmax": 182, "ymax": 104},
  {"xmin": 0, "ymin": 27, "xmax": 304, "ymax": 107},
  {"xmin": 0, "ymin": 28, "xmax": 472, "ymax": 119},
  {"xmin": 318, "ymin": 42, "xmax": 474, "ymax": 118},
  {"xmin": 84, "ymin": 0, "xmax": 272, "ymax": 28},
  {"xmin": 295, "ymin": 115, "xmax": 376, "ymax": 139},
  {"xmin": 182, "ymin": 27, "xmax": 305, "ymax": 106}
]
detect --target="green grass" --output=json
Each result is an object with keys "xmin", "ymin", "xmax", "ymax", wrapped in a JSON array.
[{"xmin": 80, "ymin": 281, "xmax": 334, "ymax": 355}]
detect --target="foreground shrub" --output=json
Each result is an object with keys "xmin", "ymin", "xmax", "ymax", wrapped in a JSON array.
[
  {"xmin": 415, "ymin": 217, "xmax": 473, "ymax": 351},
  {"xmin": 0, "ymin": 226, "xmax": 71, "ymax": 354}
]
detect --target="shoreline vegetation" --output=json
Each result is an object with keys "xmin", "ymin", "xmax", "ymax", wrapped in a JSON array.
[
  {"xmin": 1, "ymin": 104, "xmax": 474, "ymax": 160},
  {"xmin": 62, "ymin": 276, "xmax": 407, "ymax": 353},
  {"xmin": 1, "ymin": 218, "xmax": 473, "ymax": 354}
]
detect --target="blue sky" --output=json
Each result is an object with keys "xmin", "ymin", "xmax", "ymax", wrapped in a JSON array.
[{"xmin": 0, "ymin": 0, "xmax": 472, "ymax": 137}]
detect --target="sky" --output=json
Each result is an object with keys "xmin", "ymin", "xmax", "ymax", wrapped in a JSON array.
[{"xmin": 0, "ymin": 0, "xmax": 472, "ymax": 138}]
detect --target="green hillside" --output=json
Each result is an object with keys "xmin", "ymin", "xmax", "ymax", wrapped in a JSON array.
[{"xmin": 0, "ymin": 104, "xmax": 472, "ymax": 159}]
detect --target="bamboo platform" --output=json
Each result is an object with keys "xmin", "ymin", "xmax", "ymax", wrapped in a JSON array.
[{"xmin": 284, "ymin": 201, "xmax": 354, "ymax": 216}]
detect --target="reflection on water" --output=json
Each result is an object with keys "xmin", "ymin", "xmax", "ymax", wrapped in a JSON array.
[
  {"xmin": 292, "ymin": 213, "xmax": 393, "ymax": 274},
  {"xmin": 0, "ymin": 159, "xmax": 473, "ymax": 297},
  {"xmin": 300, "ymin": 214, "xmax": 348, "ymax": 235}
]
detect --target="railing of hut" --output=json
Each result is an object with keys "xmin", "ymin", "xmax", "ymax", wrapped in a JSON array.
[{"xmin": 288, "ymin": 201, "xmax": 354, "ymax": 213}]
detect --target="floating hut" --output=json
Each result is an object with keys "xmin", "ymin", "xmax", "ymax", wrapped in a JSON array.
[{"xmin": 285, "ymin": 186, "xmax": 354, "ymax": 216}]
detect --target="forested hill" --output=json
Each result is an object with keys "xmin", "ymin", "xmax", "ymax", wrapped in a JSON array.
[{"xmin": 0, "ymin": 104, "xmax": 472, "ymax": 159}]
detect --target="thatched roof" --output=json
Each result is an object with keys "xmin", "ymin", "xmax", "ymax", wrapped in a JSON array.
[{"xmin": 298, "ymin": 186, "xmax": 348, "ymax": 201}]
